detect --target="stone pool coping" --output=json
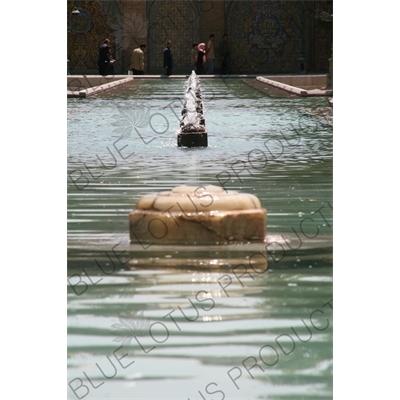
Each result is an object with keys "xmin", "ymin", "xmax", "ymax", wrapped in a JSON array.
[
  {"xmin": 67, "ymin": 74, "xmax": 332, "ymax": 98},
  {"xmin": 67, "ymin": 76, "xmax": 134, "ymax": 98},
  {"xmin": 256, "ymin": 76, "xmax": 332, "ymax": 97}
]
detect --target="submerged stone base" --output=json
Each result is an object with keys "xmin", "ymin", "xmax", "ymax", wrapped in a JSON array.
[
  {"xmin": 177, "ymin": 132, "xmax": 208, "ymax": 148},
  {"xmin": 129, "ymin": 185, "xmax": 266, "ymax": 244}
]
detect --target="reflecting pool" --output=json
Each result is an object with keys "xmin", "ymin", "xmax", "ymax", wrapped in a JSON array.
[{"xmin": 67, "ymin": 78, "xmax": 333, "ymax": 399}]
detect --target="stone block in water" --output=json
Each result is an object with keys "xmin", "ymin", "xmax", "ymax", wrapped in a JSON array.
[
  {"xmin": 129, "ymin": 185, "xmax": 267, "ymax": 244},
  {"xmin": 177, "ymin": 132, "xmax": 208, "ymax": 148}
]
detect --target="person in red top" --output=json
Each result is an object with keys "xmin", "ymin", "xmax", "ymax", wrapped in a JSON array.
[{"xmin": 196, "ymin": 43, "xmax": 206, "ymax": 75}]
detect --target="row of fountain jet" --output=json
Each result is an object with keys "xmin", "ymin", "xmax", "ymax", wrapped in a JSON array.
[{"xmin": 177, "ymin": 71, "xmax": 207, "ymax": 147}]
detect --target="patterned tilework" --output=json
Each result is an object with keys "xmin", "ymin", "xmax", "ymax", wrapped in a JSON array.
[
  {"xmin": 67, "ymin": 0, "xmax": 332, "ymax": 75},
  {"xmin": 227, "ymin": 0, "xmax": 303, "ymax": 74},
  {"xmin": 67, "ymin": 0, "xmax": 122, "ymax": 73}
]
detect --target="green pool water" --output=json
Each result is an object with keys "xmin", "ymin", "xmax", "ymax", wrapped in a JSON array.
[{"xmin": 67, "ymin": 78, "xmax": 333, "ymax": 399}]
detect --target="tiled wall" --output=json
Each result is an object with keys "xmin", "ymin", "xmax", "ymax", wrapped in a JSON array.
[{"xmin": 67, "ymin": 0, "xmax": 332, "ymax": 75}]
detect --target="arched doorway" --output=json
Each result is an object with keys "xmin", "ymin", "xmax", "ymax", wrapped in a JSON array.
[{"xmin": 147, "ymin": 0, "xmax": 200, "ymax": 74}]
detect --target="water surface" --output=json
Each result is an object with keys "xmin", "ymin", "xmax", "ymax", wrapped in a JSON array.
[{"xmin": 67, "ymin": 78, "xmax": 333, "ymax": 399}]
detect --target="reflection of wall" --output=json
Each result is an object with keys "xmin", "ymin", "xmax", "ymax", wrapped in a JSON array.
[{"xmin": 67, "ymin": 0, "xmax": 332, "ymax": 75}]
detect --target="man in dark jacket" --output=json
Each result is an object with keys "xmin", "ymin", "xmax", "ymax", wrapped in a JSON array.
[
  {"xmin": 163, "ymin": 41, "xmax": 173, "ymax": 76},
  {"xmin": 98, "ymin": 39, "xmax": 111, "ymax": 75}
]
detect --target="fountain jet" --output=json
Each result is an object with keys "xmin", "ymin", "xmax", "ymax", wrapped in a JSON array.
[{"xmin": 177, "ymin": 71, "xmax": 208, "ymax": 148}]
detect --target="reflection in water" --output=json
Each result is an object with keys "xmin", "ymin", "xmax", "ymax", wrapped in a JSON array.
[{"xmin": 68, "ymin": 79, "xmax": 332, "ymax": 399}]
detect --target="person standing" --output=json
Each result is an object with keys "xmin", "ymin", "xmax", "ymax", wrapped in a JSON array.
[
  {"xmin": 98, "ymin": 39, "xmax": 111, "ymax": 75},
  {"xmin": 219, "ymin": 34, "xmax": 229, "ymax": 75},
  {"xmin": 163, "ymin": 41, "xmax": 173, "ymax": 76},
  {"xmin": 107, "ymin": 43, "xmax": 116, "ymax": 75},
  {"xmin": 196, "ymin": 43, "xmax": 206, "ymax": 75},
  {"xmin": 191, "ymin": 43, "xmax": 198, "ymax": 73},
  {"xmin": 130, "ymin": 44, "xmax": 146, "ymax": 75},
  {"xmin": 206, "ymin": 34, "xmax": 215, "ymax": 74}
]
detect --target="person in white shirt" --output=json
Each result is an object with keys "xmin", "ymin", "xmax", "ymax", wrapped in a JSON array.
[{"xmin": 206, "ymin": 34, "xmax": 215, "ymax": 74}]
